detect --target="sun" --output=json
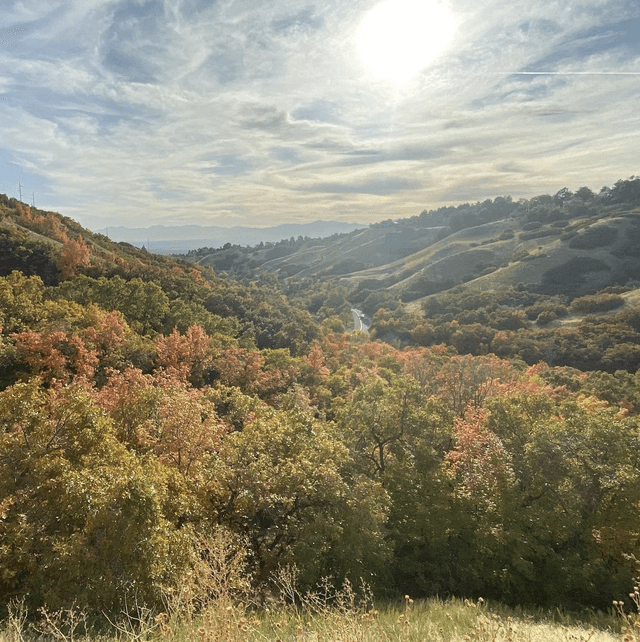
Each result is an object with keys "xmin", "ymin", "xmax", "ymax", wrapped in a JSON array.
[{"xmin": 356, "ymin": 0, "xmax": 456, "ymax": 84}]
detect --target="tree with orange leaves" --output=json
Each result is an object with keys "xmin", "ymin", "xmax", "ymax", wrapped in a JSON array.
[
  {"xmin": 154, "ymin": 324, "xmax": 212, "ymax": 384},
  {"xmin": 57, "ymin": 234, "xmax": 90, "ymax": 279}
]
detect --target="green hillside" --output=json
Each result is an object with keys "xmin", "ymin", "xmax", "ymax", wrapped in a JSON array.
[{"xmin": 192, "ymin": 179, "xmax": 640, "ymax": 302}]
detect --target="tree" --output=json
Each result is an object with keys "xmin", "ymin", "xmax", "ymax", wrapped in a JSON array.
[
  {"xmin": 0, "ymin": 380, "xmax": 197, "ymax": 614},
  {"xmin": 0, "ymin": 271, "xmax": 45, "ymax": 334},
  {"xmin": 57, "ymin": 235, "xmax": 90, "ymax": 279},
  {"xmin": 554, "ymin": 187, "xmax": 573, "ymax": 205},
  {"xmin": 434, "ymin": 354, "xmax": 514, "ymax": 417},
  {"xmin": 12, "ymin": 329, "xmax": 98, "ymax": 383},
  {"xmin": 204, "ymin": 388, "xmax": 390, "ymax": 589},
  {"xmin": 484, "ymin": 393, "xmax": 640, "ymax": 608},
  {"xmin": 338, "ymin": 375, "xmax": 433, "ymax": 478},
  {"xmin": 134, "ymin": 384, "xmax": 227, "ymax": 479},
  {"xmin": 575, "ymin": 186, "xmax": 595, "ymax": 201},
  {"xmin": 336, "ymin": 362, "xmax": 458, "ymax": 590},
  {"xmin": 154, "ymin": 324, "xmax": 213, "ymax": 384}
]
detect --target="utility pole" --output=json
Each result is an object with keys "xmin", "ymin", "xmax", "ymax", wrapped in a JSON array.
[
  {"xmin": 18, "ymin": 182, "xmax": 22, "ymax": 201},
  {"xmin": 32, "ymin": 192, "xmax": 35, "ymax": 207}
]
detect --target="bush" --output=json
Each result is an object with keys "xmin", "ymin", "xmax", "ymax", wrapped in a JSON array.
[
  {"xmin": 536, "ymin": 310, "xmax": 558, "ymax": 325},
  {"xmin": 525, "ymin": 299, "xmax": 568, "ymax": 320},
  {"xmin": 568, "ymin": 225, "xmax": 618, "ymax": 249},
  {"xmin": 540, "ymin": 257, "xmax": 610, "ymax": 294},
  {"xmin": 570, "ymin": 293, "xmax": 625, "ymax": 313}
]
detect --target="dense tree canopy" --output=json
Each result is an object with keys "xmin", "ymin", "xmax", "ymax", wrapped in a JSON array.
[{"xmin": 2, "ymin": 191, "xmax": 640, "ymax": 619}]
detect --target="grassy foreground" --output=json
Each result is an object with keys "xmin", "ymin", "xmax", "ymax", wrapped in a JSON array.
[{"xmin": 1, "ymin": 592, "xmax": 633, "ymax": 642}]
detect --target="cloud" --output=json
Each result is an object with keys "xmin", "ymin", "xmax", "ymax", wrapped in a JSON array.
[
  {"xmin": 202, "ymin": 154, "xmax": 254, "ymax": 176},
  {"xmin": 272, "ymin": 7, "xmax": 324, "ymax": 33},
  {"xmin": 292, "ymin": 100, "xmax": 342, "ymax": 124},
  {"xmin": 241, "ymin": 105, "xmax": 290, "ymax": 131},
  {"xmin": 337, "ymin": 143, "xmax": 450, "ymax": 166},
  {"xmin": 180, "ymin": 0, "xmax": 218, "ymax": 19},
  {"xmin": 522, "ymin": 15, "xmax": 640, "ymax": 72},
  {"xmin": 204, "ymin": 50, "xmax": 242, "ymax": 84},
  {"xmin": 0, "ymin": 0, "xmax": 638, "ymax": 229},
  {"xmin": 100, "ymin": 0, "xmax": 167, "ymax": 83},
  {"xmin": 309, "ymin": 175, "xmax": 423, "ymax": 195},
  {"xmin": 270, "ymin": 146, "xmax": 304, "ymax": 164}
]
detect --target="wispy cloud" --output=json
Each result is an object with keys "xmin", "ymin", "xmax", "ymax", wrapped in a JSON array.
[{"xmin": 0, "ymin": 0, "xmax": 638, "ymax": 229}]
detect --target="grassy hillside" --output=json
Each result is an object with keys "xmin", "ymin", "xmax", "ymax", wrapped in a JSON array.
[{"xmin": 191, "ymin": 179, "xmax": 640, "ymax": 305}]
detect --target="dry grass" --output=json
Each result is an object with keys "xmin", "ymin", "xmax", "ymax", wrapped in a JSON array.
[
  {"xmin": 0, "ymin": 593, "xmax": 627, "ymax": 642},
  {"xmin": 0, "ymin": 535, "xmax": 632, "ymax": 642}
]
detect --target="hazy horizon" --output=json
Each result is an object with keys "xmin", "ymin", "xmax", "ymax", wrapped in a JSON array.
[{"xmin": 1, "ymin": 0, "xmax": 638, "ymax": 231}]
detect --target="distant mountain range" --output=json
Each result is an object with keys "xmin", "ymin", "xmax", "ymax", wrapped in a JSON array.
[{"xmin": 98, "ymin": 221, "xmax": 367, "ymax": 253}]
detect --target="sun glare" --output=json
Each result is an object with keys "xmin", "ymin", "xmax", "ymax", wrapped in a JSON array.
[{"xmin": 356, "ymin": 0, "xmax": 456, "ymax": 84}]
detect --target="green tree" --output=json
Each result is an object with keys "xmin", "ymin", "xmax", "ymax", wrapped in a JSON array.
[
  {"xmin": 54, "ymin": 275, "xmax": 170, "ymax": 335},
  {"xmin": 0, "ymin": 271, "xmax": 45, "ymax": 334},
  {"xmin": 204, "ymin": 387, "xmax": 390, "ymax": 590},
  {"xmin": 0, "ymin": 380, "xmax": 197, "ymax": 614},
  {"xmin": 338, "ymin": 375, "xmax": 434, "ymax": 477},
  {"xmin": 485, "ymin": 393, "xmax": 640, "ymax": 608}
]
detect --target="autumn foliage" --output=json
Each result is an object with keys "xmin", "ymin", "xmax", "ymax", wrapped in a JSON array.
[
  {"xmin": 57, "ymin": 234, "xmax": 91, "ymax": 279},
  {"xmin": 1, "ymin": 250, "xmax": 640, "ymax": 619}
]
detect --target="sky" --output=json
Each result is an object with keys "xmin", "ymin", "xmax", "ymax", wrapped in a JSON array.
[{"xmin": 0, "ymin": 0, "xmax": 639, "ymax": 231}]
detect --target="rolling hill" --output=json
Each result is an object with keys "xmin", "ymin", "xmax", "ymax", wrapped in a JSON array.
[{"xmin": 193, "ymin": 178, "xmax": 640, "ymax": 304}]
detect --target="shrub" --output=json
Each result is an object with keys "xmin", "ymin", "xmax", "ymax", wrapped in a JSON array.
[
  {"xmin": 570, "ymin": 293, "xmax": 625, "ymax": 313},
  {"xmin": 536, "ymin": 310, "xmax": 558, "ymax": 325},
  {"xmin": 568, "ymin": 225, "xmax": 618, "ymax": 249},
  {"xmin": 525, "ymin": 301, "xmax": 569, "ymax": 321},
  {"xmin": 540, "ymin": 257, "xmax": 610, "ymax": 294}
]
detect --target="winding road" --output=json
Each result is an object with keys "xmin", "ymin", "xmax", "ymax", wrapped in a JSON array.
[{"xmin": 351, "ymin": 308, "xmax": 371, "ymax": 333}]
